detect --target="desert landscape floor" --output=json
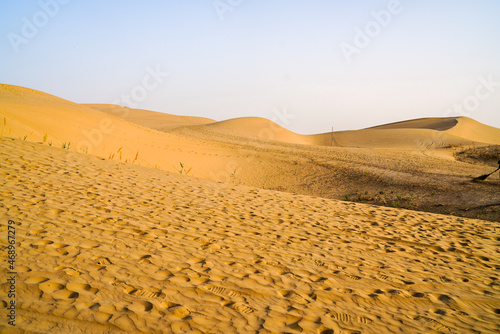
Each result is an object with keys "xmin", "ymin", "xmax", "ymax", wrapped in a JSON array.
[{"xmin": 1, "ymin": 137, "xmax": 499, "ymax": 333}]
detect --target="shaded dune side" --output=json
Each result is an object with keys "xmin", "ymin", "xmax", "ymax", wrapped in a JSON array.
[{"xmin": 366, "ymin": 117, "xmax": 459, "ymax": 131}]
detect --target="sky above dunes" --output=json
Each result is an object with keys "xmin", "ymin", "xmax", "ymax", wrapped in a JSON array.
[{"xmin": 1, "ymin": 0, "xmax": 499, "ymax": 134}]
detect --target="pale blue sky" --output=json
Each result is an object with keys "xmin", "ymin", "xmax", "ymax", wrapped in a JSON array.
[{"xmin": 1, "ymin": 0, "xmax": 499, "ymax": 134}]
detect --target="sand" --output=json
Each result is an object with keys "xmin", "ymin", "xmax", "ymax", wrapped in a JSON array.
[
  {"xmin": 1, "ymin": 83, "xmax": 500, "ymax": 333},
  {"xmin": 83, "ymin": 104, "xmax": 216, "ymax": 132},
  {"xmin": 1, "ymin": 136, "xmax": 499, "ymax": 333}
]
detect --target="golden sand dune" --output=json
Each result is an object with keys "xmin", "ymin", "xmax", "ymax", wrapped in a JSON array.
[
  {"xmin": 1, "ymin": 136, "xmax": 499, "ymax": 333},
  {"xmin": 445, "ymin": 117, "xmax": 500, "ymax": 145},
  {"xmin": 366, "ymin": 117, "xmax": 459, "ymax": 131},
  {"xmin": 0, "ymin": 84, "xmax": 246, "ymax": 179},
  {"xmin": 84, "ymin": 104, "xmax": 216, "ymax": 132},
  {"xmin": 4, "ymin": 84, "xmax": 499, "ymax": 152},
  {"xmin": 2, "ymin": 84, "xmax": 500, "ymax": 223},
  {"xmin": 200, "ymin": 117, "xmax": 311, "ymax": 145},
  {"xmin": 156, "ymin": 111, "xmax": 499, "ymax": 149},
  {"xmin": 311, "ymin": 117, "xmax": 500, "ymax": 148}
]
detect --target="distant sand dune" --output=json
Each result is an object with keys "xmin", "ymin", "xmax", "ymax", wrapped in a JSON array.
[
  {"xmin": 1, "ymin": 83, "xmax": 500, "ymax": 223},
  {"xmin": 167, "ymin": 113, "xmax": 500, "ymax": 149},
  {"xmin": 0, "ymin": 84, "xmax": 240, "ymax": 178},
  {"xmin": 202, "ymin": 117, "xmax": 311, "ymax": 145},
  {"xmin": 85, "ymin": 104, "xmax": 216, "ymax": 131},
  {"xmin": 366, "ymin": 117, "xmax": 459, "ymax": 131},
  {"xmin": 311, "ymin": 117, "xmax": 500, "ymax": 148}
]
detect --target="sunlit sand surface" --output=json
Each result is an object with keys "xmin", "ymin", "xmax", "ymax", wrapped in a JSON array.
[{"xmin": 0, "ymin": 84, "xmax": 499, "ymax": 333}]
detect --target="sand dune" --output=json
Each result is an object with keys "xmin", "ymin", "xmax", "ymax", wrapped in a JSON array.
[
  {"xmin": 366, "ymin": 117, "xmax": 459, "ymax": 131},
  {"xmin": 445, "ymin": 116, "xmax": 500, "ymax": 145},
  {"xmin": 166, "ymin": 113, "xmax": 499, "ymax": 149},
  {"xmin": 3, "ymin": 84, "xmax": 498, "ymax": 154},
  {"xmin": 311, "ymin": 117, "xmax": 500, "ymax": 148},
  {"xmin": 1, "ymin": 83, "xmax": 500, "ymax": 332},
  {"xmin": 0, "ymin": 84, "xmax": 246, "ymax": 179},
  {"xmin": 84, "ymin": 104, "xmax": 216, "ymax": 132},
  {"xmin": 1, "ymin": 136, "xmax": 499, "ymax": 333},
  {"xmin": 2, "ymin": 84, "xmax": 500, "ymax": 223},
  {"xmin": 201, "ymin": 117, "xmax": 312, "ymax": 145}
]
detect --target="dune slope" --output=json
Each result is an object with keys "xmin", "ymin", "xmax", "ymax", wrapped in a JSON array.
[
  {"xmin": 1, "ymin": 136, "xmax": 499, "ymax": 333},
  {"xmin": 0, "ymin": 84, "xmax": 247, "ymax": 179},
  {"xmin": 310, "ymin": 117, "xmax": 500, "ymax": 148},
  {"xmin": 200, "ymin": 117, "xmax": 311, "ymax": 145},
  {"xmin": 84, "ymin": 104, "xmax": 216, "ymax": 132}
]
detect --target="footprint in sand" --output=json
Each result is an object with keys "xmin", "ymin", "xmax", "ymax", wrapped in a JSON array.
[
  {"xmin": 326, "ymin": 312, "xmax": 372, "ymax": 324},
  {"xmin": 125, "ymin": 286, "xmax": 164, "ymax": 299},
  {"xmin": 412, "ymin": 315, "xmax": 451, "ymax": 332},
  {"xmin": 204, "ymin": 285, "xmax": 244, "ymax": 300},
  {"xmin": 343, "ymin": 273, "xmax": 362, "ymax": 280},
  {"xmin": 232, "ymin": 303, "xmax": 255, "ymax": 314}
]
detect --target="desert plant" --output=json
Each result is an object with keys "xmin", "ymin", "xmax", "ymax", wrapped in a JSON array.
[
  {"xmin": 178, "ymin": 162, "xmax": 192, "ymax": 175},
  {"xmin": 43, "ymin": 133, "xmax": 48, "ymax": 143},
  {"xmin": 62, "ymin": 142, "xmax": 71, "ymax": 150},
  {"xmin": 230, "ymin": 168, "xmax": 237, "ymax": 182}
]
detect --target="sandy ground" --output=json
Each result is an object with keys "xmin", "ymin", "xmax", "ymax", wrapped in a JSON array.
[
  {"xmin": 2, "ymin": 84, "xmax": 500, "ymax": 222},
  {"xmin": 1, "ymin": 84, "xmax": 500, "ymax": 333},
  {"xmin": 1, "ymin": 137, "xmax": 499, "ymax": 333}
]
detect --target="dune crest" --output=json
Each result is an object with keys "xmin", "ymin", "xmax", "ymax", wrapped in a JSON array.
[
  {"xmin": 366, "ymin": 117, "xmax": 459, "ymax": 131},
  {"xmin": 202, "ymin": 117, "xmax": 311, "ymax": 145},
  {"xmin": 84, "ymin": 104, "xmax": 216, "ymax": 131}
]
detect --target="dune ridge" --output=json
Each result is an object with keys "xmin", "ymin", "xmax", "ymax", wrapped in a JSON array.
[
  {"xmin": 0, "ymin": 84, "xmax": 243, "ymax": 180},
  {"xmin": 2, "ymin": 84, "xmax": 500, "ymax": 223},
  {"xmin": 84, "ymin": 104, "xmax": 216, "ymax": 132},
  {"xmin": 169, "ymin": 114, "xmax": 500, "ymax": 149}
]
